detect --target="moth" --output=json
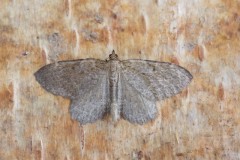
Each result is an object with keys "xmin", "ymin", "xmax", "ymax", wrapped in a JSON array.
[{"xmin": 35, "ymin": 51, "xmax": 192, "ymax": 124}]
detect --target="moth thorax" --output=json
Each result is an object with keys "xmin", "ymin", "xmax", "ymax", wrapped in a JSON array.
[{"xmin": 110, "ymin": 103, "xmax": 120, "ymax": 122}]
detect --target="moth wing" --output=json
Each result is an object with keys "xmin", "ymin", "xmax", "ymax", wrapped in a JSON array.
[
  {"xmin": 70, "ymin": 73, "xmax": 110, "ymax": 124},
  {"xmin": 120, "ymin": 74, "xmax": 158, "ymax": 124},
  {"xmin": 121, "ymin": 60, "xmax": 192, "ymax": 101},
  {"xmin": 34, "ymin": 59, "xmax": 108, "ymax": 98},
  {"xmin": 35, "ymin": 59, "xmax": 110, "ymax": 124}
]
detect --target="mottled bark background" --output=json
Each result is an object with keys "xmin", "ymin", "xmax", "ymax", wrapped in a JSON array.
[{"xmin": 0, "ymin": 0, "xmax": 240, "ymax": 159}]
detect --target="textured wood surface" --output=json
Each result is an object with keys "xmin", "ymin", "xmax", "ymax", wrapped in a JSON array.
[{"xmin": 0, "ymin": 0, "xmax": 240, "ymax": 159}]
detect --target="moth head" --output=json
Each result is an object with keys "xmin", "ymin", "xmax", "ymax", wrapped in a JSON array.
[{"xmin": 109, "ymin": 50, "xmax": 118, "ymax": 60}]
